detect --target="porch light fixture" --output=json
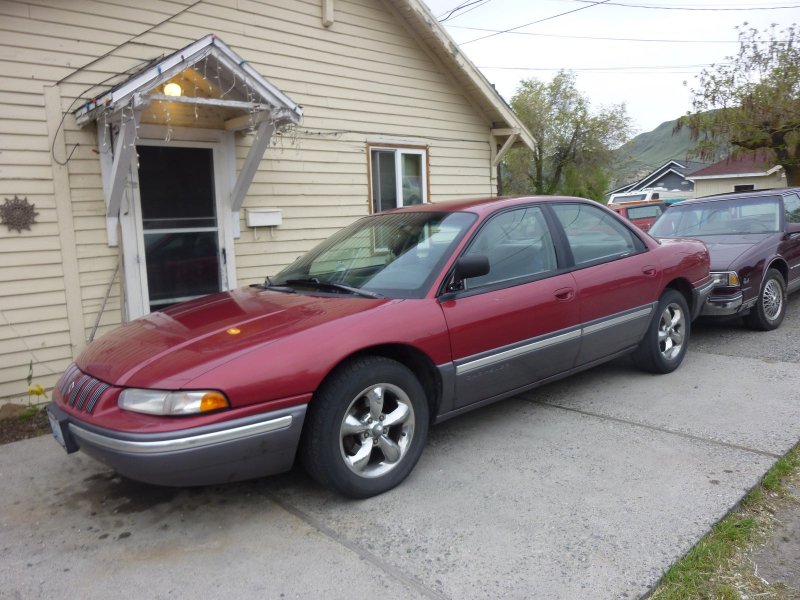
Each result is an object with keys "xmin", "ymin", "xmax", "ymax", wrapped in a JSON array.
[{"xmin": 163, "ymin": 82, "xmax": 182, "ymax": 97}]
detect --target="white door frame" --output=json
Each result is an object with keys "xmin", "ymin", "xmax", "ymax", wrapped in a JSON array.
[{"xmin": 119, "ymin": 125, "xmax": 237, "ymax": 319}]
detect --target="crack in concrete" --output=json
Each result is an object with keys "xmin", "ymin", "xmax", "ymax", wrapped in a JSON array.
[
  {"xmin": 531, "ymin": 400, "xmax": 783, "ymax": 459},
  {"xmin": 260, "ymin": 489, "xmax": 450, "ymax": 600}
]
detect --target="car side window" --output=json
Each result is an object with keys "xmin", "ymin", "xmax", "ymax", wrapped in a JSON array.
[
  {"xmin": 463, "ymin": 206, "xmax": 557, "ymax": 290},
  {"xmin": 552, "ymin": 203, "xmax": 645, "ymax": 267},
  {"xmin": 783, "ymin": 193, "xmax": 800, "ymax": 224}
]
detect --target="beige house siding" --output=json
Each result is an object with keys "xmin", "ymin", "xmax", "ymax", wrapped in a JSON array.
[
  {"xmin": 692, "ymin": 171, "xmax": 787, "ymax": 197},
  {"xmin": 0, "ymin": 0, "xmax": 507, "ymax": 403}
]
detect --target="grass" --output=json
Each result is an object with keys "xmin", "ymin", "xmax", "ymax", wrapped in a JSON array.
[{"xmin": 651, "ymin": 443, "xmax": 800, "ymax": 600}]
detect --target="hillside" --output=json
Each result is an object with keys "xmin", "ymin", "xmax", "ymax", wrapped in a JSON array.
[{"xmin": 611, "ymin": 118, "xmax": 696, "ymax": 187}]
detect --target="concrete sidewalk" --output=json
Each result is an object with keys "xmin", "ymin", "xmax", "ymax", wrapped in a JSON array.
[{"xmin": 2, "ymin": 310, "xmax": 799, "ymax": 599}]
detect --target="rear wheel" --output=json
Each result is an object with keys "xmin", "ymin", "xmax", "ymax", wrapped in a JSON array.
[
  {"xmin": 744, "ymin": 268, "xmax": 786, "ymax": 331},
  {"xmin": 301, "ymin": 356, "xmax": 429, "ymax": 498},
  {"xmin": 633, "ymin": 289, "xmax": 690, "ymax": 374}
]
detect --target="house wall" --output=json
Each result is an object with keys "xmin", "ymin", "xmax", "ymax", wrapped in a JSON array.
[
  {"xmin": 0, "ymin": 0, "xmax": 497, "ymax": 402},
  {"xmin": 692, "ymin": 172, "xmax": 787, "ymax": 197}
]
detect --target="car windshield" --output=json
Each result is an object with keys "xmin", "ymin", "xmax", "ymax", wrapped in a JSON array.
[
  {"xmin": 649, "ymin": 196, "xmax": 781, "ymax": 237},
  {"xmin": 272, "ymin": 211, "xmax": 476, "ymax": 298}
]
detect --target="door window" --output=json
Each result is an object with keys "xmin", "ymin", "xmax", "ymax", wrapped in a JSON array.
[
  {"xmin": 137, "ymin": 146, "xmax": 222, "ymax": 312},
  {"xmin": 463, "ymin": 206, "xmax": 557, "ymax": 289},
  {"xmin": 552, "ymin": 203, "xmax": 644, "ymax": 267},
  {"xmin": 784, "ymin": 193, "xmax": 800, "ymax": 224},
  {"xmin": 370, "ymin": 147, "xmax": 427, "ymax": 213}
]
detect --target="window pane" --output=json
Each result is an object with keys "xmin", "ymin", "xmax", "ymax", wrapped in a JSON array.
[
  {"xmin": 784, "ymin": 194, "xmax": 800, "ymax": 224},
  {"xmin": 401, "ymin": 154, "xmax": 423, "ymax": 206},
  {"xmin": 464, "ymin": 206, "xmax": 557, "ymax": 289},
  {"xmin": 138, "ymin": 146, "xmax": 217, "ymax": 230},
  {"xmin": 145, "ymin": 231, "xmax": 220, "ymax": 309},
  {"xmin": 553, "ymin": 203, "xmax": 641, "ymax": 266},
  {"xmin": 371, "ymin": 150, "xmax": 397, "ymax": 213}
]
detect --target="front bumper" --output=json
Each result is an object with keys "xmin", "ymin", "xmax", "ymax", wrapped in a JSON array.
[
  {"xmin": 690, "ymin": 279, "xmax": 716, "ymax": 320},
  {"xmin": 701, "ymin": 292, "xmax": 757, "ymax": 317},
  {"xmin": 46, "ymin": 402, "xmax": 306, "ymax": 487}
]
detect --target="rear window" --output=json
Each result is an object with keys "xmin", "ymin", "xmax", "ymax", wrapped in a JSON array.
[{"xmin": 627, "ymin": 205, "xmax": 663, "ymax": 220}]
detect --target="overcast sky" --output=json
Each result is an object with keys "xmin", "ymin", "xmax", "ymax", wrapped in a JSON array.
[{"xmin": 421, "ymin": 0, "xmax": 799, "ymax": 135}]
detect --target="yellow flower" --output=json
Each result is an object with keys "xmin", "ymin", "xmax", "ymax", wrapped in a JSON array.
[{"xmin": 28, "ymin": 383, "xmax": 48, "ymax": 399}]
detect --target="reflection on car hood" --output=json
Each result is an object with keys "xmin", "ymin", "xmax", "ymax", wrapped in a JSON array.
[
  {"xmin": 697, "ymin": 234, "xmax": 772, "ymax": 271},
  {"xmin": 78, "ymin": 287, "xmax": 391, "ymax": 388}
]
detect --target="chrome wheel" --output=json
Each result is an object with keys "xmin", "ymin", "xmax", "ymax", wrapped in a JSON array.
[
  {"xmin": 339, "ymin": 383, "xmax": 415, "ymax": 479},
  {"xmin": 657, "ymin": 302, "xmax": 685, "ymax": 361},
  {"xmin": 762, "ymin": 277, "xmax": 784, "ymax": 322}
]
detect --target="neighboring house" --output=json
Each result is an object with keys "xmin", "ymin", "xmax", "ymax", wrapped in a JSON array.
[
  {"xmin": 608, "ymin": 159, "xmax": 707, "ymax": 202},
  {"xmin": 0, "ymin": 0, "xmax": 535, "ymax": 403},
  {"xmin": 688, "ymin": 152, "xmax": 787, "ymax": 197}
]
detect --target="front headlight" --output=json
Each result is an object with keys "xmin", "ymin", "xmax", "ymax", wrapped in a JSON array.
[
  {"xmin": 119, "ymin": 389, "xmax": 229, "ymax": 415},
  {"xmin": 710, "ymin": 271, "xmax": 740, "ymax": 288}
]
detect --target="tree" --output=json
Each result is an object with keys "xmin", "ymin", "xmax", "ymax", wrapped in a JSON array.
[
  {"xmin": 678, "ymin": 23, "xmax": 800, "ymax": 185},
  {"xmin": 503, "ymin": 71, "xmax": 632, "ymax": 200}
]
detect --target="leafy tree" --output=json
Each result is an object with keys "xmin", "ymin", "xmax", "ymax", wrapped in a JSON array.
[
  {"xmin": 503, "ymin": 71, "xmax": 632, "ymax": 200},
  {"xmin": 678, "ymin": 23, "xmax": 800, "ymax": 185}
]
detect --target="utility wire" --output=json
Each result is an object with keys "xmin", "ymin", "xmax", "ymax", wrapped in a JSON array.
[
  {"xmin": 461, "ymin": 0, "xmax": 613, "ymax": 45},
  {"xmin": 438, "ymin": 0, "xmax": 491, "ymax": 22},
  {"xmin": 447, "ymin": 25, "xmax": 746, "ymax": 43},
  {"xmin": 572, "ymin": 0, "xmax": 800, "ymax": 9}
]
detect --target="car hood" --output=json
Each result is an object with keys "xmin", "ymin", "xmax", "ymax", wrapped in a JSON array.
[
  {"xmin": 697, "ymin": 234, "xmax": 772, "ymax": 271},
  {"xmin": 78, "ymin": 287, "xmax": 392, "ymax": 388}
]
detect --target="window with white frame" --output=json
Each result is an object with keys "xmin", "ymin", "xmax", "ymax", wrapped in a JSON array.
[{"xmin": 370, "ymin": 147, "xmax": 427, "ymax": 213}]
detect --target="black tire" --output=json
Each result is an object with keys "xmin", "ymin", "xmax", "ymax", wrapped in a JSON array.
[
  {"xmin": 743, "ymin": 268, "xmax": 787, "ymax": 331},
  {"xmin": 633, "ymin": 289, "xmax": 690, "ymax": 374},
  {"xmin": 301, "ymin": 356, "xmax": 429, "ymax": 498}
]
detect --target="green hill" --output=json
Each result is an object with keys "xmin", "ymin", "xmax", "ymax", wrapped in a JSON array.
[{"xmin": 611, "ymin": 118, "xmax": 696, "ymax": 188}]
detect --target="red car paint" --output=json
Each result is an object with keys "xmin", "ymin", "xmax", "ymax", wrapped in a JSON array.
[
  {"xmin": 48, "ymin": 195, "xmax": 712, "ymax": 490},
  {"xmin": 610, "ymin": 201, "xmax": 667, "ymax": 232}
]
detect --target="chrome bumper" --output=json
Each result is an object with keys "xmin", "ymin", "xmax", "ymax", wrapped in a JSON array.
[{"xmin": 47, "ymin": 402, "xmax": 306, "ymax": 487}]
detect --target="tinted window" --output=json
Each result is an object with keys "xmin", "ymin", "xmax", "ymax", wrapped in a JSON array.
[
  {"xmin": 463, "ymin": 206, "xmax": 557, "ymax": 289},
  {"xmin": 650, "ymin": 196, "xmax": 781, "ymax": 236},
  {"xmin": 553, "ymin": 203, "xmax": 644, "ymax": 266},
  {"xmin": 627, "ymin": 205, "xmax": 663, "ymax": 220},
  {"xmin": 274, "ymin": 211, "xmax": 476, "ymax": 298},
  {"xmin": 784, "ymin": 193, "xmax": 800, "ymax": 224}
]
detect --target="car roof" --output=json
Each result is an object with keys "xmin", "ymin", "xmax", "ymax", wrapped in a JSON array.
[
  {"xmin": 384, "ymin": 195, "xmax": 600, "ymax": 216},
  {"xmin": 674, "ymin": 187, "xmax": 800, "ymax": 206}
]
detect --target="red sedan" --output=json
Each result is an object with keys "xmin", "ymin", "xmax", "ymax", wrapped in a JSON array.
[{"xmin": 47, "ymin": 196, "xmax": 712, "ymax": 498}]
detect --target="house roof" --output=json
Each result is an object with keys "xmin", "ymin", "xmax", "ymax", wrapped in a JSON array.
[
  {"xmin": 608, "ymin": 159, "xmax": 707, "ymax": 197},
  {"xmin": 689, "ymin": 152, "xmax": 782, "ymax": 179},
  {"xmin": 392, "ymin": 0, "xmax": 536, "ymax": 152}
]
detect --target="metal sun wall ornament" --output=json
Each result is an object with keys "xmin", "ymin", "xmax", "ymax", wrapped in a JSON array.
[{"xmin": 1, "ymin": 195, "xmax": 39, "ymax": 233}]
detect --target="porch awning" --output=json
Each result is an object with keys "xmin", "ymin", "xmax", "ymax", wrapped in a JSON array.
[{"xmin": 72, "ymin": 34, "xmax": 303, "ymax": 245}]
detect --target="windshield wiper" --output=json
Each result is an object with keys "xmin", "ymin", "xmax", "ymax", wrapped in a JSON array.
[
  {"xmin": 284, "ymin": 278, "xmax": 383, "ymax": 299},
  {"xmin": 258, "ymin": 276, "xmax": 296, "ymax": 293}
]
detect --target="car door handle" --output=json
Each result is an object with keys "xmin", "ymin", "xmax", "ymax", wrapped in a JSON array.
[
  {"xmin": 642, "ymin": 266, "xmax": 657, "ymax": 277},
  {"xmin": 554, "ymin": 287, "xmax": 575, "ymax": 301}
]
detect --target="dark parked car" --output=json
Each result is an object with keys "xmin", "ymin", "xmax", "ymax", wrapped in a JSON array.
[
  {"xmin": 649, "ymin": 187, "xmax": 800, "ymax": 330},
  {"xmin": 608, "ymin": 200, "xmax": 667, "ymax": 232},
  {"xmin": 47, "ymin": 196, "xmax": 711, "ymax": 498}
]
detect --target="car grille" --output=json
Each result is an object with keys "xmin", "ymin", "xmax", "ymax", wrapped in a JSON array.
[{"xmin": 56, "ymin": 364, "xmax": 112, "ymax": 414}]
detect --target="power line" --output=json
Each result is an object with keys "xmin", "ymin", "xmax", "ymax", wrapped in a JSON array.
[
  {"xmin": 448, "ymin": 25, "xmax": 741, "ymax": 43},
  {"xmin": 461, "ymin": 0, "xmax": 613, "ymax": 45},
  {"xmin": 438, "ymin": 0, "xmax": 492, "ymax": 22},
  {"xmin": 478, "ymin": 63, "xmax": 717, "ymax": 72},
  {"xmin": 572, "ymin": 0, "xmax": 800, "ymax": 9}
]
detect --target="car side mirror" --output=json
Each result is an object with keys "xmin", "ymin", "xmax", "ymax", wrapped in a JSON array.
[
  {"xmin": 444, "ymin": 255, "xmax": 490, "ymax": 294},
  {"xmin": 786, "ymin": 222, "xmax": 800, "ymax": 239}
]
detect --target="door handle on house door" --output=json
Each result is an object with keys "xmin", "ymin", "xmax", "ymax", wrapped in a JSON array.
[{"xmin": 554, "ymin": 287, "xmax": 575, "ymax": 301}]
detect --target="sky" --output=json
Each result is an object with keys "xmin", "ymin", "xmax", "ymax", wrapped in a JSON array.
[{"xmin": 421, "ymin": 0, "xmax": 800, "ymax": 135}]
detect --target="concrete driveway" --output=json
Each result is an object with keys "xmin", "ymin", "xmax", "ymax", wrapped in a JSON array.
[{"xmin": 3, "ymin": 298, "xmax": 799, "ymax": 600}]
